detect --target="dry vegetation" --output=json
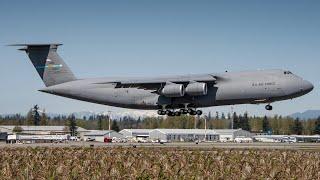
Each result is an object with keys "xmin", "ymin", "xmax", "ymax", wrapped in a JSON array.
[{"xmin": 0, "ymin": 147, "xmax": 319, "ymax": 179}]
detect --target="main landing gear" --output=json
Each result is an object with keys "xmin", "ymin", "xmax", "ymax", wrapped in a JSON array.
[
  {"xmin": 157, "ymin": 109, "xmax": 202, "ymax": 116},
  {"xmin": 265, "ymin": 104, "xmax": 273, "ymax": 111}
]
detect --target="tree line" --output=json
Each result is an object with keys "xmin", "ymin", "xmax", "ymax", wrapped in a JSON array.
[{"xmin": 1, "ymin": 108, "xmax": 320, "ymax": 135}]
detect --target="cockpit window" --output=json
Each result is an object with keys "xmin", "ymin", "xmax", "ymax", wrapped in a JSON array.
[{"xmin": 284, "ymin": 71, "xmax": 292, "ymax": 75}]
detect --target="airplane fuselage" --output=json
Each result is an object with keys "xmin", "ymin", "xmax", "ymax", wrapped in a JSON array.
[{"xmin": 40, "ymin": 69, "xmax": 313, "ymax": 110}]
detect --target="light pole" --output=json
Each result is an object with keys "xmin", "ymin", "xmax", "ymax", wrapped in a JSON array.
[{"xmin": 204, "ymin": 116, "xmax": 207, "ymax": 142}]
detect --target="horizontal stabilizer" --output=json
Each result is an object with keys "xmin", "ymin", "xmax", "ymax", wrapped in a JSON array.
[
  {"xmin": 9, "ymin": 43, "xmax": 63, "ymax": 46},
  {"xmin": 9, "ymin": 44, "xmax": 62, "ymax": 51}
]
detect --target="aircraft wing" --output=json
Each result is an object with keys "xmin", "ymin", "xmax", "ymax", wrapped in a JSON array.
[
  {"xmin": 119, "ymin": 74, "xmax": 216, "ymax": 84},
  {"xmin": 96, "ymin": 74, "xmax": 217, "ymax": 90}
]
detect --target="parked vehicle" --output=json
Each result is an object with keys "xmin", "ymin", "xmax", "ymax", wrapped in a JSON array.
[
  {"xmin": 86, "ymin": 137, "xmax": 95, "ymax": 142},
  {"xmin": 234, "ymin": 137, "xmax": 253, "ymax": 143}
]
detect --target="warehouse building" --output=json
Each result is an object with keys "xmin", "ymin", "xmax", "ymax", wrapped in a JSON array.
[
  {"xmin": 119, "ymin": 128, "xmax": 252, "ymax": 142},
  {"xmin": 119, "ymin": 129, "xmax": 152, "ymax": 138},
  {"xmin": 7, "ymin": 134, "xmax": 69, "ymax": 144},
  {"xmin": 83, "ymin": 130, "xmax": 123, "ymax": 142},
  {"xmin": 0, "ymin": 125, "xmax": 90, "ymax": 139},
  {"xmin": 214, "ymin": 129, "xmax": 253, "ymax": 142},
  {"xmin": 149, "ymin": 129, "xmax": 219, "ymax": 142},
  {"xmin": 0, "ymin": 125, "xmax": 88, "ymax": 134},
  {"xmin": 253, "ymin": 135, "xmax": 320, "ymax": 143}
]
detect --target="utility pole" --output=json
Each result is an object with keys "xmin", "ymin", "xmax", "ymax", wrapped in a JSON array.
[
  {"xmin": 204, "ymin": 116, "xmax": 207, "ymax": 142},
  {"xmin": 194, "ymin": 115, "xmax": 198, "ymax": 142},
  {"xmin": 194, "ymin": 115, "xmax": 197, "ymax": 129}
]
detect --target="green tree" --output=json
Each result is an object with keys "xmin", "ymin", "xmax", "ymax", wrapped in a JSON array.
[
  {"xmin": 33, "ymin": 105, "xmax": 41, "ymax": 126},
  {"xmin": 68, "ymin": 114, "xmax": 77, "ymax": 136},
  {"xmin": 292, "ymin": 118, "xmax": 303, "ymax": 135},
  {"xmin": 97, "ymin": 115, "xmax": 103, "ymax": 130},
  {"xmin": 13, "ymin": 126, "xmax": 23, "ymax": 133},
  {"xmin": 40, "ymin": 109, "xmax": 48, "ymax": 125},
  {"xmin": 262, "ymin": 115, "xmax": 270, "ymax": 133},
  {"xmin": 111, "ymin": 120, "xmax": 120, "ymax": 132},
  {"xmin": 314, "ymin": 116, "xmax": 320, "ymax": 135},
  {"xmin": 221, "ymin": 113, "xmax": 226, "ymax": 120},
  {"xmin": 241, "ymin": 112, "xmax": 251, "ymax": 131},
  {"xmin": 26, "ymin": 109, "xmax": 33, "ymax": 125},
  {"xmin": 232, "ymin": 112, "xmax": 239, "ymax": 129}
]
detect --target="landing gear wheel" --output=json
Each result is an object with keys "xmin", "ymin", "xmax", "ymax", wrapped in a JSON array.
[
  {"xmin": 187, "ymin": 109, "xmax": 193, "ymax": 114},
  {"xmin": 166, "ymin": 110, "xmax": 172, "ymax": 115},
  {"xmin": 157, "ymin": 110, "xmax": 166, "ymax": 115},
  {"xmin": 189, "ymin": 110, "xmax": 197, "ymax": 116},
  {"xmin": 180, "ymin": 109, "xmax": 188, "ymax": 114},
  {"xmin": 265, "ymin": 104, "xmax": 273, "ymax": 111},
  {"xmin": 196, "ymin": 110, "xmax": 203, "ymax": 116},
  {"xmin": 167, "ymin": 111, "xmax": 175, "ymax": 116},
  {"xmin": 174, "ymin": 111, "xmax": 181, "ymax": 116}
]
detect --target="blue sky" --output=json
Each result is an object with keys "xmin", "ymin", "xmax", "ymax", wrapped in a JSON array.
[{"xmin": 0, "ymin": 0, "xmax": 319, "ymax": 116}]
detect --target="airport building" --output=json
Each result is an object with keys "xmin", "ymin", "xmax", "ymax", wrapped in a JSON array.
[
  {"xmin": 7, "ymin": 134, "xmax": 69, "ymax": 144},
  {"xmin": 253, "ymin": 135, "xmax": 320, "ymax": 143},
  {"xmin": 149, "ymin": 129, "xmax": 219, "ymax": 142},
  {"xmin": 0, "ymin": 125, "xmax": 90, "ymax": 141},
  {"xmin": 0, "ymin": 125, "xmax": 89, "ymax": 135},
  {"xmin": 119, "ymin": 129, "xmax": 152, "ymax": 138},
  {"xmin": 83, "ymin": 130, "xmax": 123, "ymax": 142},
  {"xmin": 214, "ymin": 129, "xmax": 253, "ymax": 142},
  {"xmin": 120, "ymin": 128, "xmax": 252, "ymax": 142}
]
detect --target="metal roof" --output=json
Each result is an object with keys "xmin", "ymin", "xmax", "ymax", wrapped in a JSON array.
[
  {"xmin": 0, "ymin": 126, "xmax": 88, "ymax": 132},
  {"xmin": 84, "ymin": 130, "xmax": 116, "ymax": 136},
  {"xmin": 119, "ymin": 129, "xmax": 153, "ymax": 133},
  {"xmin": 117, "ymin": 128, "xmax": 251, "ymax": 136},
  {"xmin": 254, "ymin": 135, "xmax": 320, "ymax": 138},
  {"xmin": 153, "ymin": 129, "xmax": 218, "ymax": 135},
  {"xmin": 213, "ymin": 129, "xmax": 246, "ymax": 134}
]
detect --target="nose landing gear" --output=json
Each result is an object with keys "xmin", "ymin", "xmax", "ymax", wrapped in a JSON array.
[{"xmin": 265, "ymin": 104, "xmax": 273, "ymax": 111}]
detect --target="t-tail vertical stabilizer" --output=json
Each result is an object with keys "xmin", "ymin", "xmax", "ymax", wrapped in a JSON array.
[{"xmin": 11, "ymin": 44, "xmax": 76, "ymax": 87}]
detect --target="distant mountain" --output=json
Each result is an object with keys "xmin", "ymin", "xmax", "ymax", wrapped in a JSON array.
[
  {"xmin": 0, "ymin": 110, "xmax": 157, "ymax": 120},
  {"xmin": 49, "ymin": 110, "xmax": 157, "ymax": 119},
  {"xmin": 289, "ymin": 110, "xmax": 320, "ymax": 120}
]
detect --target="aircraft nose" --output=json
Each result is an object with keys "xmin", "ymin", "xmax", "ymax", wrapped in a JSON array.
[{"xmin": 301, "ymin": 80, "xmax": 314, "ymax": 93}]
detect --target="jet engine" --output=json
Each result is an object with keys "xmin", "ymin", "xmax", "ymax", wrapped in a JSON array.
[
  {"xmin": 161, "ymin": 83, "xmax": 185, "ymax": 97},
  {"xmin": 185, "ymin": 82, "xmax": 207, "ymax": 96}
]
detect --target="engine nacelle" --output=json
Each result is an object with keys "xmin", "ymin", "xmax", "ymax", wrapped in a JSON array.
[
  {"xmin": 161, "ymin": 84, "xmax": 185, "ymax": 97},
  {"xmin": 185, "ymin": 82, "xmax": 207, "ymax": 96}
]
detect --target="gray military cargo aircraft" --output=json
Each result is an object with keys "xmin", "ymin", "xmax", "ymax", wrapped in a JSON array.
[{"xmin": 12, "ymin": 44, "xmax": 313, "ymax": 116}]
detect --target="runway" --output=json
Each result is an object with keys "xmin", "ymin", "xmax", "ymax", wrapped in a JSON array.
[{"xmin": 1, "ymin": 142, "xmax": 320, "ymax": 151}]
